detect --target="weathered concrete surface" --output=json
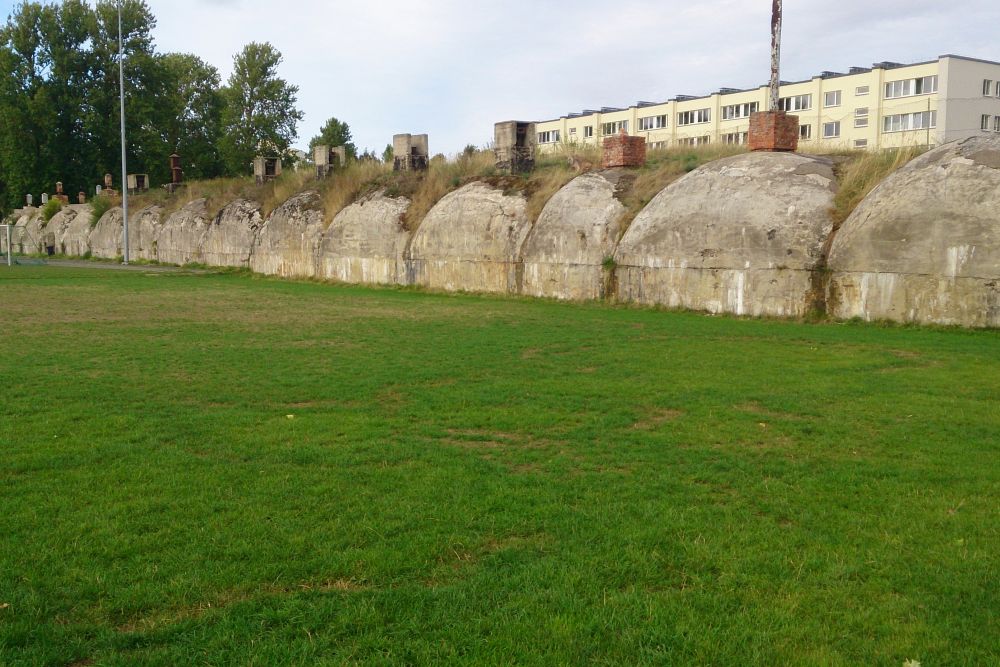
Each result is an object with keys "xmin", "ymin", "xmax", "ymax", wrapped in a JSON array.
[
  {"xmin": 89, "ymin": 209, "xmax": 124, "ymax": 259},
  {"xmin": 156, "ymin": 199, "xmax": 210, "ymax": 266},
  {"xmin": 43, "ymin": 208, "xmax": 76, "ymax": 254},
  {"xmin": 20, "ymin": 211, "xmax": 47, "ymax": 254},
  {"xmin": 127, "ymin": 206, "xmax": 163, "ymax": 261},
  {"xmin": 319, "ymin": 192, "xmax": 411, "ymax": 285},
  {"xmin": 251, "ymin": 191, "xmax": 325, "ymax": 278},
  {"xmin": 828, "ymin": 136, "xmax": 1000, "ymax": 327},
  {"xmin": 615, "ymin": 152, "xmax": 837, "ymax": 317},
  {"xmin": 9, "ymin": 212, "xmax": 34, "ymax": 254},
  {"xmin": 201, "ymin": 199, "xmax": 263, "ymax": 268},
  {"xmin": 521, "ymin": 172, "xmax": 625, "ymax": 300},
  {"xmin": 407, "ymin": 182, "xmax": 531, "ymax": 294},
  {"xmin": 60, "ymin": 205, "xmax": 94, "ymax": 257}
]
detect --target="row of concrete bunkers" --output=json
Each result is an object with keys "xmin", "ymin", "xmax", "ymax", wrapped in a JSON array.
[{"xmin": 5, "ymin": 136, "xmax": 999, "ymax": 328}]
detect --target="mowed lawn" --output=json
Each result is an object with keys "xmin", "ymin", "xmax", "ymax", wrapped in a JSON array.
[{"xmin": 1, "ymin": 266, "xmax": 997, "ymax": 666}]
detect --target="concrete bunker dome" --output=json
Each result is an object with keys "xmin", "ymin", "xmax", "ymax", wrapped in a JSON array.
[
  {"xmin": 827, "ymin": 135, "xmax": 1000, "ymax": 327},
  {"xmin": 614, "ymin": 151, "xmax": 837, "ymax": 318}
]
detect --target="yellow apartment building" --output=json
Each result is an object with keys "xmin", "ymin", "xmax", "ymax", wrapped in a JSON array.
[{"xmin": 535, "ymin": 55, "xmax": 1000, "ymax": 151}]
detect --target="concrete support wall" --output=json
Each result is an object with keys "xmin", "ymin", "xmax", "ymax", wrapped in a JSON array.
[
  {"xmin": 156, "ymin": 200, "xmax": 210, "ymax": 266},
  {"xmin": 202, "ymin": 200, "xmax": 264, "ymax": 268},
  {"xmin": 615, "ymin": 152, "xmax": 837, "ymax": 318},
  {"xmin": 407, "ymin": 183, "xmax": 532, "ymax": 294},
  {"xmin": 521, "ymin": 172, "xmax": 625, "ymax": 300},
  {"xmin": 251, "ymin": 192, "xmax": 325, "ymax": 278},
  {"xmin": 5, "ymin": 137, "xmax": 999, "ymax": 328},
  {"xmin": 828, "ymin": 136, "xmax": 1000, "ymax": 327},
  {"xmin": 319, "ymin": 193, "xmax": 411, "ymax": 285}
]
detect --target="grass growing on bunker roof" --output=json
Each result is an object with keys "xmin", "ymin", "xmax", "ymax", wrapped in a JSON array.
[{"xmin": 1, "ymin": 265, "xmax": 998, "ymax": 666}]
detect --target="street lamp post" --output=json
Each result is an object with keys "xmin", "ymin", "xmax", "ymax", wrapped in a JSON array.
[{"xmin": 118, "ymin": 1, "xmax": 129, "ymax": 265}]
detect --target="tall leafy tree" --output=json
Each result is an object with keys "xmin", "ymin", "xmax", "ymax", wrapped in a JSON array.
[
  {"xmin": 308, "ymin": 117, "xmax": 356, "ymax": 160},
  {"xmin": 220, "ymin": 42, "xmax": 303, "ymax": 175},
  {"xmin": 160, "ymin": 53, "xmax": 225, "ymax": 180}
]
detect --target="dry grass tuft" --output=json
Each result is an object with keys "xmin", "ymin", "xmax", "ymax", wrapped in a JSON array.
[{"xmin": 829, "ymin": 146, "xmax": 924, "ymax": 225}]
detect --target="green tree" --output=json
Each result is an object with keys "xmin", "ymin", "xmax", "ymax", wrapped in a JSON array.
[
  {"xmin": 308, "ymin": 117, "xmax": 356, "ymax": 160},
  {"xmin": 382, "ymin": 143, "xmax": 393, "ymax": 164},
  {"xmin": 220, "ymin": 42, "xmax": 303, "ymax": 175},
  {"xmin": 160, "ymin": 53, "xmax": 225, "ymax": 180}
]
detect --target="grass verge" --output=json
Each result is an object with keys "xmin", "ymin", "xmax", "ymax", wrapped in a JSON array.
[{"xmin": 0, "ymin": 267, "xmax": 997, "ymax": 665}]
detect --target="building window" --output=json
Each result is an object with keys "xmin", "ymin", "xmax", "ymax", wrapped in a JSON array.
[
  {"xmin": 721, "ymin": 102, "xmax": 758, "ymax": 120},
  {"xmin": 884, "ymin": 75, "xmax": 938, "ymax": 99},
  {"xmin": 678, "ymin": 136, "xmax": 711, "ymax": 146},
  {"xmin": 996, "ymin": 82, "xmax": 1000, "ymax": 98},
  {"xmin": 569, "ymin": 128, "xmax": 577, "ymax": 136},
  {"xmin": 984, "ymin": 115, "xmax": 993, "ymax": 131},
  {"xmin": 722, "ymin": 132, "xmax": 748, "ymax": 145},
  {"xmin": 883, "ymin": 111, "xmax": 937, "ymax": 133},
  {"xmin": 824, "ymin": 90, "xmax": 842, "ymax": 107},
  {"xmin": 799, "ymin": 124, "xmax": 812, "ymax": 140},
  {"xmin": 854, "ymin": 107, "xmax": 869, "ymax": 129},
  {"xmin": 994, "ymin": 116, "xmax": 1000, "ymax": 132},
  {"xmin": 538, "ymin": 130, "xmax": 561, "ymax": 144},
  {"xmin": 584, "ymin": 126, "xmax": 594, "ymax": 138},
  {"xmin": 855, "ymin": 85, "xmax": 870, "ymax": 96},
  {"xmin": 778, "ymin": 94, "xmax": 812, "ymax": 112},
  {"xmin": 602, "ymin": 121, "xmax": 628, "ymax": 136},
  {"xmin": 638, "ymin": 115, "xmax": 667, "ymax": 131},
  {"xmin": 985, "ymin": 80, "xmax": 994, "ymax": 96},
  {"xmin": 854, "ymin": 139, "xmax": 868, "ymax": 148},
  {"xmin": 648, "ymin": 141, "xmax": 668, "ymax": 150},
  {"xmin": 823, "ymin": 121, "xmax": 841, "ymax": 139},
  {"xmin": 677, "ymin": 109, "xmax": 711, "ymax": 126}
]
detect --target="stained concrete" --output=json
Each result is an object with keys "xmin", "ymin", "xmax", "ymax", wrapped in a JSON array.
[
  {"xmin": 521, "ymin": 172, "xmax": 625, "ymax": 300},
  {"xmin": 828, "ymin": 136, "xmax": 1000, "ymax": 327},
  {"xmin": 59, "ymin": 205, "xmax": 94, "ymax": 257},
  {"xmin": 615, "ymin": 152, "xmax": 837, "ymax": 317},
  {"xmin": 201, "ymin": 199, "xmax": 263, "ymax": 268},
  {"xmin": 156, "ymin": 199, "xmax": 211, "ymax": 266},
  {"xmin": 128, "ymin": 206, "xmax": 164, "ymax": 261},
  {"xmin": 251, "ymin": 191, "xmax": 325, "ymax": 278},
  {"xmin": 319, "ymin": 192, "xmax": 411, "ymax": 285},
  {"xmin": 407, "ymin": 182, "xmax": 531, "ymax": 294},
  {"xmin": 89, "ymin": 209, "xmax": 124, "ymax": 259}
]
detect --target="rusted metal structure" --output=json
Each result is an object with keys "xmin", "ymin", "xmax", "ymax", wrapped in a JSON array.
[{"xmin": 769, "ymin": 0, "xmax": 783, "ymax": 112}]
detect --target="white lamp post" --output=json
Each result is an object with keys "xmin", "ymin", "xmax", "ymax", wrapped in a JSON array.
[{"xmin": 118, "ymin": 1, "xmax": 129, "ymax": 264}]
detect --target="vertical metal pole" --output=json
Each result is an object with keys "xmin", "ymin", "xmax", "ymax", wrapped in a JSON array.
[
  {"xmin": 769, "ymin": 0, "xmax": 783, "ymax": 112},
  {"xmin": 6, "ymin": 225, "xmax": 11, "ymax": 266},
  {"xmin": 118, "ymin": 1, "xmax": 129, "ymax": 264}
]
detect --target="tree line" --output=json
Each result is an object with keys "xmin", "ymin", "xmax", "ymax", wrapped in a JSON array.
[{"xmin": 0, "ymin": 0, "xmax": 359, "ymax": 213}]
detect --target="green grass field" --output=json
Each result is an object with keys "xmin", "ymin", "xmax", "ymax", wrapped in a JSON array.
[{"xmin": 1, "ymin": 266, "xmax": 997, "ymax": 666}]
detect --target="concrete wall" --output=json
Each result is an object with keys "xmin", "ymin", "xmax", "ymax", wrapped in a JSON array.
[
  {"xmin": 251, "ymin": 191, "xmax": 325, "ymax": 279},
  {"xmin": 407, "ymin": 183, "xmax": 531, "ymax": 294},
  {"xmin": 521, "ymin": 172, "xmax": 624, "ymax": 300},
  {"xmin": 201, "ymin": 199, "xmax": 263, "ymax": 268},
  {"xmin": 156, "ymin": 200, "xmax": 210, "ymax": 267},
  {"xmin": 319, "ymin": 192, "xmax": 411, "ymax": 285},
  {"xmin": 89, "ymin": 209, "xmax": 124, "ymax": 259},
  {"xmin": 828, "ymin": 135, "xmax": 1000, "ymax": 327},
  {"xmin": 615, "ymin": 152, "xmax": 837, "ymax": 318},
  {"xmin": 5, "ymin": 138, "xmax": 999, "ymax": 329}
]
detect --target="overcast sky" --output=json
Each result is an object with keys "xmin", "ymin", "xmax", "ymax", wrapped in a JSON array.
[{"xmin": 2, "ymin": 0, "xmax": 998, "ymax": 156}]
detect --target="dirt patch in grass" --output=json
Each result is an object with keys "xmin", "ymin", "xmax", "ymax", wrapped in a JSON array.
[
  {"xmin": 632, "ymin": 408, "xmax": 685, "ymax": 430},
  {"xmin": 116, "ymin": 579, "xmax": 369, "ymax": 634},
  {"xmin": 735, "ymin": 402, "xmax": 810, "ymax": 422}
]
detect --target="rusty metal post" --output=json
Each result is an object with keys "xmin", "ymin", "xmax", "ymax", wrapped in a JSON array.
[{"xmin": 769, "ymin": 0, "xmax": 783, "ymax": 112}]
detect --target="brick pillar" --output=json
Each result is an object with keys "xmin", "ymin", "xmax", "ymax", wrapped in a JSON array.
[
  {"xmin": 748, "ymin": 110, "xmax": 799, "ymax": 152},
  {"xmin": 602, "ymin": 131, "xmax": 647, "ymax": 168}
]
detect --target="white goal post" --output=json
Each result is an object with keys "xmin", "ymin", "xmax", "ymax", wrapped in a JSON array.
[{"xmin": 0, "ymin": 224, "xmax": 11, "ymax": 266}]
